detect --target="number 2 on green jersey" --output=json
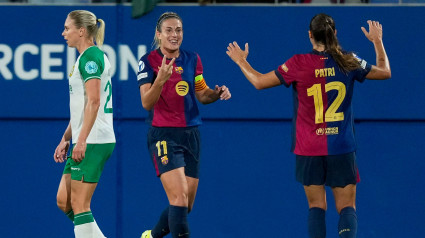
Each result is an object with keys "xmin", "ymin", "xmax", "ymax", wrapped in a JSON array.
[{"xmin": 104, "ymin": 80, "xmax": 113, "ymax": 113}]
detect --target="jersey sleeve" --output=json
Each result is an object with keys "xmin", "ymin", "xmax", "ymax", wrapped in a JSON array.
[
  {"xmin": 137, "ymin": 55, "xmax": 155, "ymax": 87},
  {"xmin": 274, "ymin": 55, "xmax": 298, "ymax": 88},
  {"xmin": 79, "ymin": 48, "xmax": 104, "ymax": 82},
  {"xmin": 194, "ymin": 53, "xmax": 207, "ymax": 91},
  {"xmin": 352, "ymin": 53, "xmax": 372, "ymax": 83}
]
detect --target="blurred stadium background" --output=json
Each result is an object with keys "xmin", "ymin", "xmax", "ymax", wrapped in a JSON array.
[{"xmin": 0, "ymin": 1, "xmax": 424, "ymax": 237}]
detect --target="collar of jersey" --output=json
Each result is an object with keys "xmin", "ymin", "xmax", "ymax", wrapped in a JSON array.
[
  {"xmin": 156, "ymin": 48, "xmax": 181, "ymax": 61},
  {"xmin": 311, "ymin": 49, "xmax": 328, "ymax": 56}
]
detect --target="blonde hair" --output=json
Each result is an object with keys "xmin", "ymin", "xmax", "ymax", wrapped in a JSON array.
[
  {"xmin": 68, "ymin": 10, "xmax": 105, "ymax": 47},
  {"xmin": 153, "ymin": 12, "xmax": 182, "ymax": 49}
]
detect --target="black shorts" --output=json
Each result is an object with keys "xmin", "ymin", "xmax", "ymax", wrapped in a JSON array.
[
  {"xmin": 295, "ymin": 152, "xmax": 360, "ymax": 187},
  {"xmin": 147, "ymin": 126, "xmax": 201, "ymax": 178}
]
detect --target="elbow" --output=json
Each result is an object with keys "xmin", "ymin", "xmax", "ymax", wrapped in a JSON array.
[
  {"xmin": 253, "ymin": 82, "xmax": 267, "ymax": 90},
  {"xmin": 253, "ymin": 84, "xmax": 264, "ymax": 90},
  {"xmin": 142, "ymin": 101, "xmax": 153, "ymax": 111},
  {"xmin": 140, "ymin": 95, "xmax": 153, "ymax": 111},
  {"xmin": 385, "ymin": 70, "xmax": 391, "ymax": 79},
  {"xmin": 251, "ymin": 75, "xmax": 268, "ymax": 90},
  {"xmin": 380, "ymin": 69, "xmax": 391, "ymax": 80}
]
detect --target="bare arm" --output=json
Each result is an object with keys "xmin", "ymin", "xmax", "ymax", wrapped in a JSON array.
[
  {"xmin": 195, "ymin": 85, "xmax": 231, "ymax": 104},
  {"xmin": 53, "ymin": 122, "xmax": 72, "ymax": 163},
  {"xmin": 361, "ymin": 20, "xmax": 391, "ymax": 80},
  {"xmin": 72, "ymin": 78, "xmax": 101, "ymax": 162},
  {"xmin": 140, "ymin": 56, "xmax": 176, "ymax": 111},
  {"xmin": 226, "ymin": 41, "xmax": 281, "ymax": 90}
]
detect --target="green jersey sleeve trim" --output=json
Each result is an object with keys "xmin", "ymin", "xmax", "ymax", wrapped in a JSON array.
[{"xmin": 85, "ymin": 76, "xmax": 102, "ymax": 81}]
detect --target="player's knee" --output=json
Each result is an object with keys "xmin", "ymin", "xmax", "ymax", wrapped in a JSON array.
[
  {"xmin": 336, "ymin": 203, "xmax": 355, "ymax": 214},
  {"xmin": 169, "ymin": 192, "xmax": 189, "ymax": 207},
  {"xmin": 309, "ymin": 203, "xmax": 327, "ymax": 211},
  {"xmin": 70, "ymin": 198, "xmax": 90, "ymax": 214},
  {"xmin": 307, "ymin": 197, "xmax": 327, "ymax": 210},
  {"xmin": 56, "ymin": 193, "xmax": 70, "ymax": 212}
]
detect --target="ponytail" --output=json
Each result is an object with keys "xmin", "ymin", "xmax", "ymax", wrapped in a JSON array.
[
  {"xmin": 310, "ymin": 13, "xmax": 360, "ymax": 73},
  {"xmin": 96, "ymin": 18, "xmax": 105, "ymax": 48},
  {"xmin": 323, "ymin": 23, "xmax": 359, "ymax": 73}
]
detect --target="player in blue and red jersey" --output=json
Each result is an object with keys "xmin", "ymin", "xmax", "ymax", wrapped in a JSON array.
[
  {"xmin": 138, "ymin": 12, "xmax": 231, "ymax": 238},
  {"xmin": 227, "ymin": 14, "xmax": 390, "ymax": 238}
]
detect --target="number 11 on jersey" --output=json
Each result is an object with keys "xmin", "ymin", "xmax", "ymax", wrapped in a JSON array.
[{"xmin": 156, "ymin": 141, "xmax": 168, "ymax": 157}]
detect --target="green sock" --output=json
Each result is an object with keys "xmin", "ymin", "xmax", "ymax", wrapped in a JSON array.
[
  {"xmin": 74, "ymin": 211, "xmax": 94, "ymax": 226},
  {"xmin": 65, "ymin": 210, "xmax": 74, "ymax": 221}
]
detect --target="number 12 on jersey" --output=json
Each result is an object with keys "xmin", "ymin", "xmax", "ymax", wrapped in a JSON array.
[{"xmin": 307, "ymin": 82, "xmax": 346, "ymax": 124}]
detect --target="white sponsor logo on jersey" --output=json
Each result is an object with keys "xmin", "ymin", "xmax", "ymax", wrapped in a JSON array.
[{"xmin": 137, "ymin": 72, "xmax": 148, "ymax": 80}]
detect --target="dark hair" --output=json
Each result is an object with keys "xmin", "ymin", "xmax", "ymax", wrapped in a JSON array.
[
  {"xmin": 153, "ymin": 12, "xmax": 183, "ymax": 49},
  {"xmin": 310, "ymin": 13, "xmax": 359, "ymax": 73}
]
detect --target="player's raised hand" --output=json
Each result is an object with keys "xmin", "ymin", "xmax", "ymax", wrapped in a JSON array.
[
  {"xmin": 361, "ymin": 20, "xmax": 383, "ymax": 43},
  {"xmin": 226, "ymin": 41, "xmax": 249, "ymax": 65},
  {"xmin": 157, "ymin": 55, "xmax": 176, "ymax": 85},
  {"xmin": 214, "ymin": 85, "xmax": 231, "ymax": 100}
]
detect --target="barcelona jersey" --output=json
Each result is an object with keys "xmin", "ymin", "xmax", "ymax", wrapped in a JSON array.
[
  {"xmin": 275, "ymin": 50, "xmax": 371, "ymax": 156},
  {"xmin": 137, "ymin": 49, "xmax": 207, "ymax": 127}
]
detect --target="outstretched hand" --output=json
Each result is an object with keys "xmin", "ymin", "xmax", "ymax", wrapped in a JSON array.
[
  {"xmin": 157, "ymin": 55, "xmax": 176, "ymax": 85},
  {"xmin": 226, "ymin": 41, "xmax": 249, "ymax": 65},
  {"xmin": 361, "ymin": 20, "xmax": 383, "ymax": 43}
]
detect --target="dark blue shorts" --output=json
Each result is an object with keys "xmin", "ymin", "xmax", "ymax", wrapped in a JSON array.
[
  {"xmin": 147, "ymin": 126, "xmax": 200, "ymax": 178},
  {"xmin": 295, "ymin": 152, "xmax": 360, "ymax": 187}
]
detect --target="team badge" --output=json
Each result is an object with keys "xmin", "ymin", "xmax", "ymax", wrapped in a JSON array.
[
  {"xmin": 281, "ymin": 63, "xmax": 288, "ymax": 72},
  {"xmin": 161, "ymin": 156, "xmax": 169, "ymax": 165},
  {"xmin": 85, "ymin": 61, "xmax": 98, "ymax": 74},
  {"xmin": 175, "ymin": 81, "xmax": 189, "ymax": 96},
  {"xmin": 138, "ymin": 60, "xmax": 145, "ymax": 72},
  {"xmin": 175, "ymin": 66, "xmax": 183, "ymax": 74}
]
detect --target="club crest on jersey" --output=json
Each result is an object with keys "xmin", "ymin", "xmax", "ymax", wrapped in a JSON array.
[
  {"xmin": 281, "ymin": 63, "xmax": 288, "ymax": 72},
  {"xmin": 175, "ymin": 81, "xmax": 189, "ymax": 96},
  {"xmin": 85, "ymin": 61, "xmax": 98, "ymax": 74},
  {"xmin": 161, "ymin": 156, "xmax": 169, "ymax": 165},
  {"xmin": 175, "ymin": 66, "xmax": 183, "ymax": 74}
]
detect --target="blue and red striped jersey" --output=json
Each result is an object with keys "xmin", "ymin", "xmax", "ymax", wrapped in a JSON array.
[
  {"xmin": 275, "ymin": 50, "xmax": 371, "ymax": 156},
  {"xmin": 137, "ymin": 49, "xmax": 205, "ymax": 127}
]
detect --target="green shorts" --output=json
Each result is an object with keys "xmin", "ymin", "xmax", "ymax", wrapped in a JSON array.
[{"xmin": 63, "ymin": 143, "xmax": 115, "ymax": 183}]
